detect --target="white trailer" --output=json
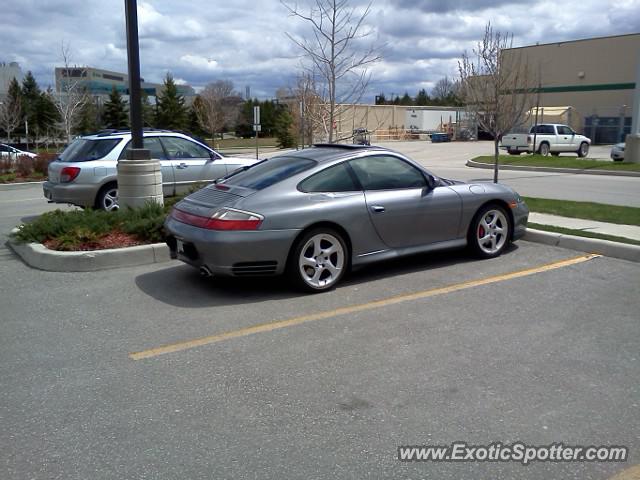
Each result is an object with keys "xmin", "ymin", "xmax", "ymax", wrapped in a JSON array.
[{"xmin": 405, "ymin": 108, "xmax": 460, "ymax": 132}]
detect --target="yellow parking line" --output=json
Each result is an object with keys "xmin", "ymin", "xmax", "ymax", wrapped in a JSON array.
[{"xmin": 129, "ymin": 253, "xmax": 601, "ymax": 361}]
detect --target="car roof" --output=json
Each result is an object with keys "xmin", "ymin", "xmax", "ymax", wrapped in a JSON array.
[
  {"xmin": 79, "ymin": 129, "xmax": 189, "ymax": 140},
  {"xmin": 282, "ymin": 144, "xmax": 391, "ymax": 164}
]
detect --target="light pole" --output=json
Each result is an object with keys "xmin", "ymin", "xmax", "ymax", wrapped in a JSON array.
[{"xmin": 117, "ymin": 0, "xmax": 163, "ymax": 209}]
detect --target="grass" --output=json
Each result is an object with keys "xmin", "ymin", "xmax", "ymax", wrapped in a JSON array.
[
  {"xmin": 472, "ymin": 154, "xmax": 640, "ymax": 171},
  {"xmin": 207, "ymin": 137, "xmax": 279, "ymax": 149},
  {"xmin": 528, "ymin": 223, "xmax": 640, "ymax": 246},
  {"xmin": 524, "ymin": 197, "xmax": 640, "ymax": 226}
]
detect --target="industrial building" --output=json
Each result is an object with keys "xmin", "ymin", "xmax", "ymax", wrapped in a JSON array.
[
  {"xmin": 0, "ymin": 62, "xmax": 24, "ymax": 100},
  {"xmin": 54, "ymin": 66, "xmax": 195, "ymax": 100},
  {"xmin": 502, "ymin": 33, "xmax": 640, "ymax": 143}
]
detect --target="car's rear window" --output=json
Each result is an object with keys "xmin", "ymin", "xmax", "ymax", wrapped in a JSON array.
[
  {"xmin": 224, "ymin": 156, "xmax": 316, "ymax": 190},
  {"xmin": 58, "ymin": 138, "xmax": 120, "ymax": 163}
]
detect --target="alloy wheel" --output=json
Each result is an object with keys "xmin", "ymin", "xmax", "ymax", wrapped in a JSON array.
[
  {"xmin": 476, "ymin": 209, "xmax": 508, "ymax": 255},
  {"xmin": 298, "ymin": 233, "xmax": 345, "ymax": 289},
  {"xmin": 102, "ymin": 188, "xmax": 119, "ymax": 211}
]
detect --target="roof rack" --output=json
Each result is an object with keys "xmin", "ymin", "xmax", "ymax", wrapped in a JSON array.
[{"xmin": 93, "ymin": 128, "xmax": 174, "ymax": 137}]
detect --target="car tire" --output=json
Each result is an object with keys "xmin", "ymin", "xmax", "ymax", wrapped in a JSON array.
[
  {"xmin": 288, "ymin": 228, "xmax": 349, "ymax": 293},
  {"xmin": 95, "ymin": 182, "xmax": 119, "ymax": 211},
  {"xmin": 538, "ymin": 142, "xmax": 550, "ymax": 156},
  {"xmin": 507, "ymin": 149, "xmax": 519, "ymax": 156},
  {"xmin": 577, "ymin": 142, "xmax": 589, "ymax": 158},
  {"xmin": 468, "ymin": 204, "xmax": 512, "ymax": 259},
  {"xmin": 551, "ymin": 152, "xmax": 560, "ymax": 156}
]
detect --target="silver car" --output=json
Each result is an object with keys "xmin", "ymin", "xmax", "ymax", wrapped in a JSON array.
[
  {"xmin": 611, "ymin": 142, "xmax": 625, "ymax": 161},
  {"xmin": 43, "ymin": 130, "xmax": 258, "ymax": 210},
  {"xmin": 165, "ymin": 145, "xmax": 529, "ymax": 292}
]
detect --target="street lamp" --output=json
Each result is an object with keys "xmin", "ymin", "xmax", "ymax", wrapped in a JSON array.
[{"xmin": 117, "ymin": 0, "xmax": 163, "ymax": 208}]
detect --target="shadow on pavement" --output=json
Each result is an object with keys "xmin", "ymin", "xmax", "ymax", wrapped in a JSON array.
[{"xmin": 135, "ymin": 244, "xmax": 518, "ymax": 308}]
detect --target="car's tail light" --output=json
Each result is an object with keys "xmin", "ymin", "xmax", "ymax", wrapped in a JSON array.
[
  {"xmin": 60, "ymin": 166, "xmax": 81, "ymax": 183},
  {"xmin": 171, "ymin": 207, "xmax": 263, "ymax": 230},
  {"xmin": 527, "ymin": 135, "xmax": 532, "ymax": 143}
]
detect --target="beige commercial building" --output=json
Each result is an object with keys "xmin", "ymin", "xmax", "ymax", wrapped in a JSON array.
[{"xmin": 503, "ymin": 33, "xmax": 639, "ymax": 143}]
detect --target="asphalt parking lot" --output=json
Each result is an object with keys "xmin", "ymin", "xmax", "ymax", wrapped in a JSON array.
[{"xmin": 1, "ymin": 146, "xmax": 639, "ymax": 480}]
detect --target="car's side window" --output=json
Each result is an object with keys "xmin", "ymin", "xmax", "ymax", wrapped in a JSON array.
[
  {"xmin": 349, "ymin": 155, "xmax": 427, "ymax": 190},
  {"xmin": 298, "ymin": 162, "xmax": 359, "ymax": 193},
  {"xmin": 161, "ymin": 137, "xmax": 211, "ymax": 159},
  {"xmin": 0, "ymin": 145, "xmax": 10, "ymax": 152},
  {"xmin": 557, "ymin": 126, "xmax": 572, "ymax": 135},
  {"xmin": 119, "ymin": 137, "xmax": 167, "ymax": 160}
]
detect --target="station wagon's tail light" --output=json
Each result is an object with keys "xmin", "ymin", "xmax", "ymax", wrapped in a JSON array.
[
  {"xmin": 60, "ymin": 166, "xmax": 81, "ymax": 183},
  {"xmin": 171, "ymin": 207, "xmax": 263, "ymax": 231}
]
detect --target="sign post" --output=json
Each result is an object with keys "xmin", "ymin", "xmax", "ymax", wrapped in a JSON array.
[{"xmin": 253, "ymin": 106, "xmax": 261, "ymax": 159}]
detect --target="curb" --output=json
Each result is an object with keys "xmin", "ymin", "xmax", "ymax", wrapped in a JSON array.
[
  {"xmin": 523, "ymin": 228, "xmax": 640, "ymax": 262},
  {"xmin": 466, "ymin": 159, "xmax": 640, "ymax": 177},
  {"xmin": 7, "ymin": 234, "xmax": 171, "ymax": 272},
  {"xmin": 0, "ymin": 181, "xmax": 45, "ymax": 191}
]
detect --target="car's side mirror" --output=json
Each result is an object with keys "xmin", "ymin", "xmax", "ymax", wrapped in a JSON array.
[
  {"xmin": 425, "ymin": 174, "xmax": 437, "ymax": 190},
  {"xmin": 209, "ymin": 152, "xmax": 219, "ymax": 162}
]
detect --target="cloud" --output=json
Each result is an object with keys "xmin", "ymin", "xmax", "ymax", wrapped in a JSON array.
[{"xmin": 1, "ymin": 0, "xmax": 637, "ymax": 101}]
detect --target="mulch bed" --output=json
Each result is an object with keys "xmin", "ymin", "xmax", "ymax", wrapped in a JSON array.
[{"xmin": 43, "ymin": 231, "xmax": 150, "ymax": 251}]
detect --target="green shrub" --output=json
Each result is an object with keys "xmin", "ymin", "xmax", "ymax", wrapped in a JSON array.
[{"xmin": 120, "ymin": 202, "xmax": 167, "ymax": 243}]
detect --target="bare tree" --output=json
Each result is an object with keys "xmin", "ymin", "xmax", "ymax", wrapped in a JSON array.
[
  {"xmin": 458, "ymin": 23, "xmax": 536, "ymax": 182},
  {"xmin": 54, "ymin": 43, "xmax": 89, "ymax": 143},
  {"xmin": 194, "ymin": 80, "xmax": 241, "ymax": 148},
  {"xmin": 282, "ymin": 0, "xmax": 381, "ymax": 143},
  {"xmin": 0, "ymin": 89, "xmax": 21, "ymax": 143},
  {"xmin": 431, "ymin": 76, "xmax": 459, "ymax": 102}
]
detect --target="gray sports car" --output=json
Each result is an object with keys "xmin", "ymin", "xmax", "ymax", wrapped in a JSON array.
[{"xmin": 165, "ymin": 144, "xmax": 529, "ymax": 292}]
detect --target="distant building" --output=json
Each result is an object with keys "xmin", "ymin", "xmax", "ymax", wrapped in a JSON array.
[
  {"xmin": 0, "ymin": 62, "xmax": 24, "ymax": 99},
  {"xmin": 54, "ymin": 66, "xmax": 196, "ymax": 100},
  {"xmin": 502, "ymin": 33, "xmax": 639, "ymax": 143}
]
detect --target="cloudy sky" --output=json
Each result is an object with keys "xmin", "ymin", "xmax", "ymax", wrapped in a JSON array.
[{"xmin": 3, "ymin": 0, "xmax": 640, "ymax": 101}]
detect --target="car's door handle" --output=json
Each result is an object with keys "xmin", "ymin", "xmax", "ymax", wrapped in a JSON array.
[
  {"xmin": 176, "ymin": 163, "xmax": 188, "ymax": 169},
  {"xmin": 370, "ymin": 205, "xmax": 385, "ymax": 213}
]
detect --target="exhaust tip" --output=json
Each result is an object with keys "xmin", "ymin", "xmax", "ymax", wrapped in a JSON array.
[{"xmin": 199, "ymin": 266, "xmax": 213, "ymax": 278}]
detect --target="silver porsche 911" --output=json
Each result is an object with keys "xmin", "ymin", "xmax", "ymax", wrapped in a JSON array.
[{"xmin": 164, "ymin": 144, "xmax": 529, "ymax": 292}]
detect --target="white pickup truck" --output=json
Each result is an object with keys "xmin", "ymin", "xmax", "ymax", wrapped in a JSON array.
[{"xmin": 501, "ymin": 123, "xmax": 591, "ymax": 157}]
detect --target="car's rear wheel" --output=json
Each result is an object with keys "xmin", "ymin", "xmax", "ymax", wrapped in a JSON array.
[
  {"xmin": 538, "ymin": 142, "xmax": 550, "ymax": 156},
  {"xmin": 468, "ymin": 204, "xmax": 512, "ymax": 259},
  {"xmin": 95, "ymin": 183, "xmax": 119, "ymax": 211},
  {"xmin": 577, "ymin": 142, "xmax": 589, "ymax": 158},
  {"xmin": 288, "ymin": 228, "xmax": 348, "ymax": 293},
  {"xmin": 507, "ymin": 149, "xmax": 519, "ymax": 156}
]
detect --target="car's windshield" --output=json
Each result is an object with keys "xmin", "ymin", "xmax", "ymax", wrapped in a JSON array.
[
  {"xmin": 59, "ymin": 138, "xmax": 120, "ymax": 162},
  {"xmin": 223, "ymin": 156, "xmax": 317, "ymax": 190}
]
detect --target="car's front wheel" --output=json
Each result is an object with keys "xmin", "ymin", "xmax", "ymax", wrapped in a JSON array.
[
  {"xmin": 468, "ymin": 204, "xmax": 512, "ymax": 259},
  {"xmin": 95, "ymin": 183, "xmax": 119, "ymax": 211},
  {"xmin": 288, "ymin": 228, "xmax": 348, "ymax": 293}
]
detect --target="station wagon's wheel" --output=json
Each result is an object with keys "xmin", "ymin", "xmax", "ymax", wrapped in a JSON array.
[
  {"xmin": 468, "ymin": 204, "xmax": 512, "ymax": 259},
  {"xmin": 538, "ymin": 142, "xmax": 550, "ymax": 156},
  {"xmin": 96, "ymin": 183, "xmax": 119, "ymax": 211},
  {"xmin": 289, "ymin": 228, "xmax": 348, "ymax": 293},
  {"xmin": 577, "ymin": 142, "xmax": 589, "ymax": 158}
]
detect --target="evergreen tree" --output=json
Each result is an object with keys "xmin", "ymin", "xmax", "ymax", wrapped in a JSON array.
[
  {"xmin": 37, "ymin": 88, "xmax": 60, "ymax": 141},
  {"xmin": 102, "ymin": 86, "xmax": 129, "ymax": 129},
  {"xmin": 415, "ymin": 89, "xmax": 430, "ymax": 106},
  {"xmin": 399, "ymin": 92, "xmax": 413, "ymax": 105},
  {"xmin": 155, "ymin": 73, "xmax": 187, "ymax": 130},
  {"xmin": 274, "ymin": 109, "xmax": 295, "ymax": 148},
  {"xmin": 21, "ymin": 71, "xmax": 41, "ymax": 141},
  {"xmin": 76, "ymin": 98, "xmax": 100, "ymax": 135},
  {"xmin": 141, "ymin": 90, "xmax": 155, "ymax": 128},
  {"xmin": 375, "ymin": 93, "xmax": 387, "ymax": 105}
]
